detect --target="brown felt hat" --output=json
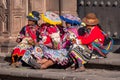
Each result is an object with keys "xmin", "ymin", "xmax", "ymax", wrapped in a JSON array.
[{"xmin": 82, "ymin": 13, "xmax": 99, "ymax": 26}]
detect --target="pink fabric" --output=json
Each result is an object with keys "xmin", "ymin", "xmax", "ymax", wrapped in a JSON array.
[{"xmin": 68, "ymin": 28, "xmax": 78, "ymax": 37}]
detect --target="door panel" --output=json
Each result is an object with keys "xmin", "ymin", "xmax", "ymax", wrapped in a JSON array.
[
  {"xmin": 30, "ymin": 0, "xmax": 45, "ymax": 13},
  {"xmin": 10, "ymin": 0, "xmax": 28, "ymax": 37}
]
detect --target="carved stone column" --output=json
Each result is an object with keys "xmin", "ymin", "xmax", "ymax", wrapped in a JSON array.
[
  {"xmin": 0, "ymin": 0, "xmax": 6, "ymax": 36},
  {"xmin": 1, "ymin": 0, "xmax": 10, "ymax": 37}
]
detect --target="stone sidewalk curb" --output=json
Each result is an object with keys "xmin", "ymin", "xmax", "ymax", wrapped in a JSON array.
[
  {"xmin": 0, "ymin": 64, "xmax": 89, "ymax": 80},
  {"xmin": 0, "ymin": 52, "xmax": 120, "ymax": 80},
  {"xmin": 88, "ymin": 53, "xmax": 120, "ymax": 66},
  {"xmin": 0, "ymin": 52, "xmax": 120, "ymax": 67},
  {"xmin": 0, "ymin": 63, "xmax": 120, "ymax": 80}
]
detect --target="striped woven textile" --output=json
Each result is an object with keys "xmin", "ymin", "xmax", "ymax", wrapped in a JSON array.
[{"xmin": 70, "ymin": 45, "xmax": 91, "ymax": 64}]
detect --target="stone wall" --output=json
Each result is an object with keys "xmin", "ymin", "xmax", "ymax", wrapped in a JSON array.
[{"xmin": 0, "ymin": 0, "xmax": 77, "ymax": 54}]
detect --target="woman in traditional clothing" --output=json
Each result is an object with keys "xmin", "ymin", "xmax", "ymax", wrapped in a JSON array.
[
  {"xmin": 26, "ymin": 11, "xmax": 70, "ymax": 69},
  {"xmin": 11, "ymin": 11, "xmax": 41, "ymax": 67},
  {"xmin": 70, "ymin": 13, "xmax": 105, "ymax": 72},
  {"xmin": 59, "ymin": 14, "xmax": 87, "ymax": 71}
]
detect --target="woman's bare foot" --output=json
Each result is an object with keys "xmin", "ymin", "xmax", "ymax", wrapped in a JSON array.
[
  {"xmin": 40, "ymin": 60, "xmax": 54, "ymax": 69},
  {"xmin": 75, "ymin": 65, "xmax": 85, "ymax": 72},
  {"xmin": 37, "ymin": 58, "xmax": 48, "ymax": 64},
  {"xmin": 11, "ymin": 63, "xmax": 16, "ymax": 68},
  {"xmin": 65, "ymin": 63, "xmax": 76, "ymax": 71},
  {"xmin": 15, "ymin": 62, "xmax": 22, "ymax": 68}
]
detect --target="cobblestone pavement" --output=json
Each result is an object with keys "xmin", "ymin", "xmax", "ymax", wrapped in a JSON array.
[{"xmin": 0, "ymin": 63, "xmax": 120, "ymax": 80}]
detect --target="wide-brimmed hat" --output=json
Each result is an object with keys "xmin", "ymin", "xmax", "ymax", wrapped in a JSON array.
[
  {"xmin": 82, "ymin": 13, "xmax": 99, "ymax": 25},
  {"xmin": 60, "ymin": 14, "xmax": 81, "ymax": 25},
  {"xmin": 41, "ymin": 11, "xmax": 62, "ymax": 25},
  {"xmin": 27, "ymin": 11, "xmax": 40, "ymax": 21}
]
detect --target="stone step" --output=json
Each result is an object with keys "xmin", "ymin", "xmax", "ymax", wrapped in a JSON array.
[
  {"xmin": 0, "ymin": 42, "xmax": 17, "ymax": 55},
  {"xmin": 0, "ymin": 52, "xmax": 120, "ymax": 71}
]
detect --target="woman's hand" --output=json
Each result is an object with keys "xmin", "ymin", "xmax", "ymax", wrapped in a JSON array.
[
  {"xmin": 16, "ymin": 38, "xmax": 22, "ymax": 43},
  {"xmin": 76, "ymin": 39, "xmax": 81, "ymax": 45},
  {"xmin": 71, "ymin": 39, "xmax": 76, "ymax": 44},
  {"xmin": 28, "ymin": 39, "xmax": 35, "ymax": 45}
]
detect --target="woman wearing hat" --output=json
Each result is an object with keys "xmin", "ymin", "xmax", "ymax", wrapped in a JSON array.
[
  {"xmin": 27, "ymin": 11, "xmax": 70, "ymax": 69},
  {"xmin": 69, "ymin": 13, "xmax": 105, "ymax": 72},
  {"xmin": 11, "ymin": 11, "xmax": 41, "ymax": 67},
  {"xmin": 59, "ymin": 14, "xmax": 81, "ymax": 50},
  {"xmin": 60, "ymin": 14, "xmax": 90, "ymax": 71}
]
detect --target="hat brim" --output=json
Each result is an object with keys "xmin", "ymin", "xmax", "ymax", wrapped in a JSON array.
[
  {"xmin": 27, "ymin": 16, "xmax": 39, "ymax": 21},
  {"xmin": 82, "ymin": 17, "xmax": 99, "ymax": 26},
  {"xmin": 60, "ymin": 16, "xmax": 80, "ymax": 25},
  {"xmin": 41, "ymin": 14, "xmax": 62, "ymax": 25}
]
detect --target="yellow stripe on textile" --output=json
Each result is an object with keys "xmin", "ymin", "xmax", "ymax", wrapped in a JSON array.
[
  {"xmin": 71, "ymin": 51, "xmax": 86, "ymax": 64},
  {"xmin": 41, "ymin": 14, "xmax": 62, "ymax": 25},
  {"xmin": 106, "ymin": 42, "xmax": 111, "ymax": 50}
]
